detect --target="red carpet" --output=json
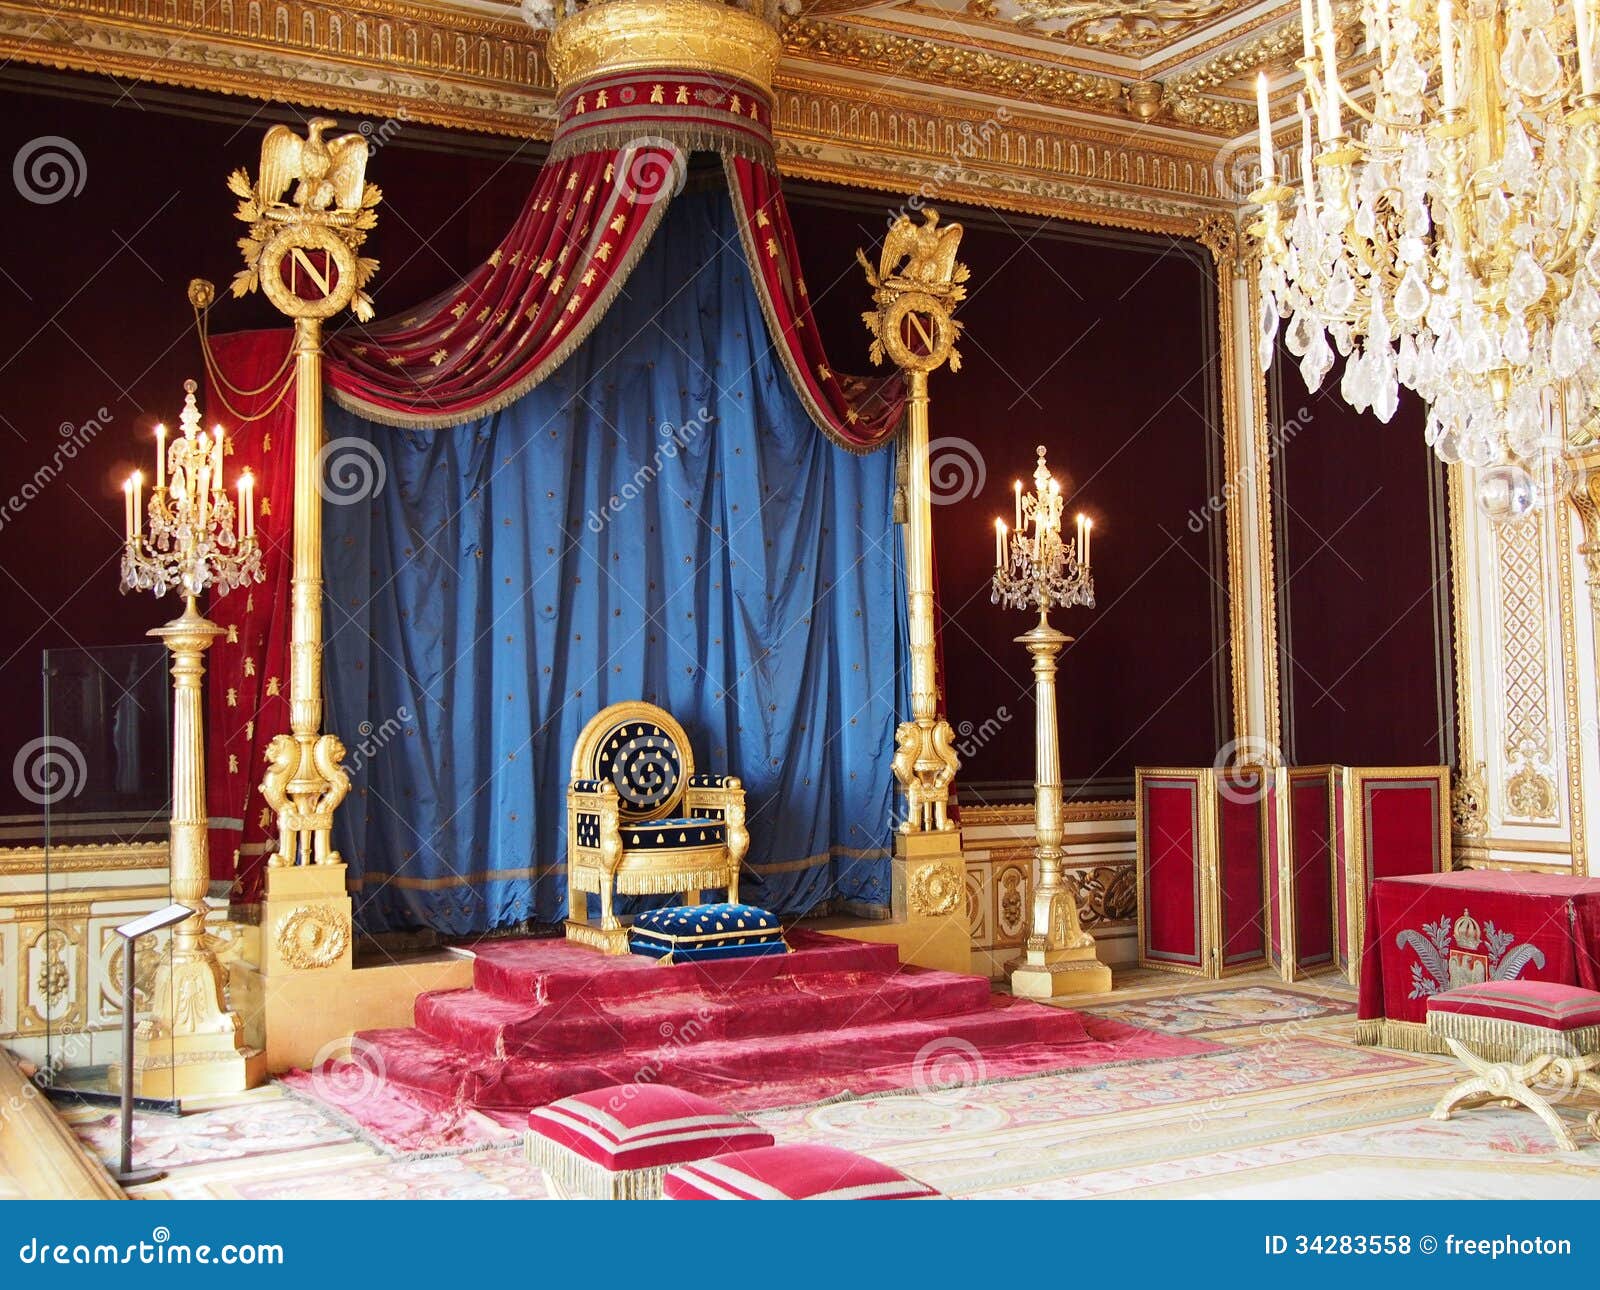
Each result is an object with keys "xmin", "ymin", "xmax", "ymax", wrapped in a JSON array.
[{"xmin": 314, "ymin": 931, "xmax": 1217, "ymax": 1140}]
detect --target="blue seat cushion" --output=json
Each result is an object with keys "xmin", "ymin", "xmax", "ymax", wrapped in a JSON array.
[
  {"xmin": 572, "ymin": 815, "xmax": 727, "ymax": 851},
  {"xmin": 630, "ymin": 903, "xmax": 787, "ymax": 963},
  {"xmin": 624, "ymin": 816, "xmax": 725, "ymax": 850}
]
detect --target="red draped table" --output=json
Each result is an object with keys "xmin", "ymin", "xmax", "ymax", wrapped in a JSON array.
[{"xmin": 1357, "ymin": 870, "xmax": 1600, "ymax": 1050}]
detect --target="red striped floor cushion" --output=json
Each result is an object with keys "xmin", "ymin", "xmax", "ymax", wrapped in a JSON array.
[
  {"xmin": 662, "ymin": 1143, "xmax": 940, "ymax": 1199},
  {"xmin": 527, "ymin": 1084, "xmax": 774, "ymax": 1171},
  {"xmin": 1426, "ymin": 981, "xmax": 1600, "ymax": 1031}
]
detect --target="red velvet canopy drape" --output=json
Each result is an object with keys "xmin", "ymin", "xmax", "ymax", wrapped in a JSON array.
[
  {"xmin": 209, "ymin": 61, "xmax": 907, "ymax": 900},
  {"xmin": 324, "ymin": 65, "xmax": 902, "ymax": 451}
]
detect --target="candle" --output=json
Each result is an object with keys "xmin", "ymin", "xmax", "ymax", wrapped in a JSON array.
[
  {"xmin": 1085, "ymin": 517, "xmax": 1093, "ymax": 568},
  {"xmin": 155, "ymin": 423, "xmax": 166, "ymax": 489},
  {"xmin": 1013, "ymin": 479, "xmax": 1022, "ymax": 529},
  {"xmin": 1579, "ymin": 0, "xmax": 1596, "ymax": 96},
  {"xmin": 197, "ymin": 457, "xmax": 208, "ymax": 529},
  {"xmin": 238, "ymin": 471, "xmax": 249, "ymax": 543},
  {"xmin": 1300, "ymin": 0, "xmax": 1315, "ymax": 60},
  {"xmin": 1318, "ymin": 0, "xmax": 1341, "ymax": 136},
  {"xmin": 994, "ymin": 518, "xmax": 1005, "ymax": 569},
  {"xmin": 212, "ymin": 427, "xmax": 224, "ymax": 491},
  {"xmin": 133, "ymin": 471, "xmax": 142, "ymax": 541},
  {"xmin": 1439, "ymin": 0, "xmax": 1458, "ymax": 108},
  {"xmin": 1299, "ymin": 94, "xmax": 1318, "ymax": 209},
  {"xmin": 123, "ymin": 476, "xmax": 134, "ymax": 541},
  {"xmin": 1256, "ymin": 73, "xmax": 1276, "ymax": 183}
]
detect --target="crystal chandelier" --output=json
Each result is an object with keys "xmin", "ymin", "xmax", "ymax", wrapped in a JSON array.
[{"xmin": 1252, "ymin": 0, "xmax": 1600, "ymax": 492}]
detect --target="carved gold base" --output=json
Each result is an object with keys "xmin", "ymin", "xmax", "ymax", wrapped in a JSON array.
[
  {"xmin": 563, "ymin": 918, "xmax": 632, "ymax": 955},
  {"xmin": 260, "ymin": 863, "xmax": 354, "ymax": 975},
  {"xmin": 1006, "ymin": 945, "xmax": 1113, "ymax": 998},
  {"xmin": 118, "ymin": 1036, "xmax": 268, "ymax": 1101}
]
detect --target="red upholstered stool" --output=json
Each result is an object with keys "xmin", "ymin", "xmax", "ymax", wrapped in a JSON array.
[
  {"xmin": 1426, "ymin": 981, "xmax": 1600, "ymax": 1151},
  {"xmin": 661, "ymin": 1143, "xmax": 940, "ymax": 1199},
  {"xmin": 524, "ymin": 1084, "xmax": 774, "ymax": 1199}
]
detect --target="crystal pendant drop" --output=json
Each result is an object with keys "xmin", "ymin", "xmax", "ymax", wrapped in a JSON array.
[
  {"xmin": 1476, "ymin": 463, "xmax": 1537, "ymax": 522},
  {"xmin": 1300, "ymin": 330, "xmax": 1334, "ymax": 392},
  {"xmin": 1395, "ymin": 265, "xmax": 1430, "ymax": 322},
  {"xmin": 1326, "ymin": 261, "xmax": 1357, "ymax": 314},
  {"xmin": 1507, "ymin": 250, "xmax": 1547, "ymax": 312},
  {"xmin": 1503, "ymin": 315, "xmax": 1531, "ymax": 365},
  {"xmin": 1503, "ymin": 26, "xmax": 1562, "ymax": 99},
  {"xmin": 1286, "ymin": 309, "xmax": 1315, "ymax": 356}
]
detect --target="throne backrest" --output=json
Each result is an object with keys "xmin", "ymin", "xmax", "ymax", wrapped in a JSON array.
[{"xmin": 570, "ymin": 701, "xmax": 696, "ymax": 821}]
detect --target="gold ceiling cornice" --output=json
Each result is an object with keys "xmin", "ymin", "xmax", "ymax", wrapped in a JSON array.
[{"xmin": 0, "ymin": 0, "xmax": 1235, "ymax": 233}]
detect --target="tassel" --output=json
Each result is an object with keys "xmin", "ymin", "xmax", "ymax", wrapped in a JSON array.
[{"xmin": 893, "ymin": 422, "xmax": 909, "ymax": 525}]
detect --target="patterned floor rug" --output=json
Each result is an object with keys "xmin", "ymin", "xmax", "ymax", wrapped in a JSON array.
[{"xmin": 58, "ymin": 977, "xmax": 1600, "ymax": 1200}]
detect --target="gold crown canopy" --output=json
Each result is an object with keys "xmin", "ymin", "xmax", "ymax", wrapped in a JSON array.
[{"xmin": 544, "ymin": 0, "xmax": 783, "ymax": 94}]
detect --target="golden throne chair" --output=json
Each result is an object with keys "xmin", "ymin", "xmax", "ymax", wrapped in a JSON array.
[{"xmin": 565, "ymin": 701, "xmax": 748, "ymax": 954}]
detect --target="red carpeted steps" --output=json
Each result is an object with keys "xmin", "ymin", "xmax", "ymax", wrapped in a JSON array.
[{"xmin": 347, "ymin": 929, "xmax": 1209, "ymax": 1117}]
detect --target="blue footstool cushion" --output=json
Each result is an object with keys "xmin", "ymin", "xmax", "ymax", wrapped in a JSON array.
[{"xmin": 630, "ymin": 903, "xmax": 787, "ymax": 963}]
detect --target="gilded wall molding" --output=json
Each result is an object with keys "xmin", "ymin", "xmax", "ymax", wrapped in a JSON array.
[
  {"xmin": 959, "ymin": 800, "xmax": 1135, "ymax": 826},
  {"xmin": 0, "ymin": 841, "xmax": 168, "ymax": 875}
]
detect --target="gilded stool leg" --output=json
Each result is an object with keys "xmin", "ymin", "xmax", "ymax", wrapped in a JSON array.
[{"xmin": 1432, "ymin": 1039, "xmax": 1579, "ymax": 1152}]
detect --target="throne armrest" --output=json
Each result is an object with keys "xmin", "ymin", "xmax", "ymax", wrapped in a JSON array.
[
  {"xmin": 685, "ymin": 773, "xmax": 743, "ymax": 817},
  {"xmin": 569, "ymin": 780, "xmax": 622, "ymax": 870}
]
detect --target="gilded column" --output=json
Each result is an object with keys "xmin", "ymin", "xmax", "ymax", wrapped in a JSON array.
[
  {"xmin": 223, "ymin": 123, "xmax": 380, "ymax": 1069},
  {"xmin": 859, "ymin": 211, "xmax": 971, "ymax": 973},
  {"xmin": 1200, "ymin": 211, "xmax": 1282, "ymax": 766}
]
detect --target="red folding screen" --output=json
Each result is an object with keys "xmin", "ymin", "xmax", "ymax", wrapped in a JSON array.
[
  {"xmin": 1139, "ymin": 764, "xmax": 1450, "ymax": 984},
  {"xmin": 1135, "ymin": 768, "xmax": 1269, "ymax": 978}
]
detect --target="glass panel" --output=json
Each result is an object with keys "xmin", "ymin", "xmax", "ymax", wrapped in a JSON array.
[{"xmin": 39, "ymin": 643, "xmax": 174, "ymax": 1105}]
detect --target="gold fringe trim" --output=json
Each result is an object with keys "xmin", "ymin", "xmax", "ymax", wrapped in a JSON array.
[
  {"xmin": 1430, "ymin": 1012, "xmax": 1600, "ymax": 1061},
  {"xmin": 524, "ymin": 1132, "xmax": 672, "ymax": 1200},
  {"xmin": 1354, "ymin": 1018, "xmax": 1449, "ymax": 1056},
  {"xmin": 1358, "ymin": 1015, "xmax": 1600, "ymax": 1062},
  {"xmin": 550, "ymin": 121, "xmax": 773, "ymax": 166}
]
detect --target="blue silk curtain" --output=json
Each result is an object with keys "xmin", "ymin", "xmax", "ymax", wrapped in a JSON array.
[{"xmin": 322, "ymin": 189, "xmax": 907, "ymax": 935}]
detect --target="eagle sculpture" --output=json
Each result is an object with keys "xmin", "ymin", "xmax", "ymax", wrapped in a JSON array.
[
  {"xmin": 258, "ymin": 118, "xmax": 369, "ymax": 213},
  {"xmin": 878, "ymin": 209, "xmax": 966, "ymax": 290}
]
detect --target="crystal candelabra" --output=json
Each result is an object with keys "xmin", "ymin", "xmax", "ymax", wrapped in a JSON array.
[
  {"xmin": 121, "ymin": 380, "xmax": 261, "ymax": 600},
  {"xmin": 115, "ymin": 378, "xmax": 264, "ymax": 1097},
  {"xmin": 989, "ymin": 445, "xmax": 1110, "ymax": 999},
  {"xmin": 1251, "ymin": 0, "xmax": 1600, "ymax": 497}
]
